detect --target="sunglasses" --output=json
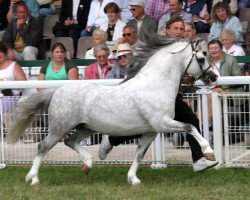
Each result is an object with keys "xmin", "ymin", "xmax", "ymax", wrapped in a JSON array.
[
  {"xmin": 130, "ymin": 8, "xmax": 137, "ymax": 12},
  {"xmin": 122, "ymin": 33, "xmax": 132, "ymax": 37},
  {"xmin": 118, "ymin": 54, "xmax": 128, "ymax": 60},
  {"xmin": 96, "ymin": 55, "xmax": 107, "ymax": 59}
]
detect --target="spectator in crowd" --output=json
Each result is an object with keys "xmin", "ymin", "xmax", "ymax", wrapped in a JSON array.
[
  {"xmin": 52, "ymin": 0, "xmax": 91, "ymax": 55},
  {"xmin": 7, "ymin": 0, "xmax": 40, "ymax": 22},
  {"xmin": 0, "ymin": 41, "xmax": 27, "ymax": 96},
  {"xmin": 220, "ymin": 29, "xmax": 246, "ymax": 71},
  {"xmin": 212, "ymin": 0, "xmax": 238, "ymax": 15},
  {"xmin": 183, "ymin": 0, "xmax": 210, "ymax": 33},
  {"xmin": 80, "ymin": 0, "xmax": 113, "ymax": 37},
  {"xmin": 208, "ymin": 2, "xmax": 243, "ymax": 45},
  {"xmin": 145, "ymin": 0, "xmax": 170, "ymax": 22},
  {"xmin": 119, "ymin": 25, "xmax": 138, "ymax": 48},
  {"xmin": 100, "ymin": 2, "xmax": 126, "ymax": 47},
  {"xmin": 85, "ymin": 29, "xmax": 108, "ymax": 59},
  {"xmin": 158, "ymin": 0, "xmax": 192, "ymax": 35},
  {"xmin": 38, "ymin": 42, "xmax": 79, "ymax": 85},
  {"xmin": 206, "ymin": 39, "xmax": 244, "ymax": 125},
  {"xmin": 0, "ymin": 0, "xmax": 10, "ymax": 31},
  {"xmin": 184, "ymin": 22, "xmax": 207, "ymax": 52},
  {"xmin": 127, "ymin": 0, "xmax": 158, "ymax": 40},
  {"xmin": 114, "ymin": 0, "xmax": 133, "ymax": 23},
  {"xmin": 99, "ymin": 16, "xmax": 219, "ymax": 172},
  {"xmin": 3, "ymin": 2, "xmax": 43, "ymax": 60},
  {"xmin": 0, "ymin": 41, "xmax": 27, "ymax": 134},
  {"xmin": 105, "ymin": 43, "xmax": 132, "ymax": 79},
  {"xmin": 36, "ymin": 0, "xmax": 55, "ymax": 18},
  {"xmin": 84, "ymin": 44, "xmax": 115, "ymax": 79}
]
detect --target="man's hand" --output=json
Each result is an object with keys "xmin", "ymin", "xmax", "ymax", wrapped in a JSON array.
[{"xmin": 7, "ymin": 49, "xmax": 16, "ymax": 61}]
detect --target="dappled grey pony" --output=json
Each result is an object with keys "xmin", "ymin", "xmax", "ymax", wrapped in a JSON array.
[{"xmin": 8, "ymin": 30, "xmax": 217, "ymax": 186}]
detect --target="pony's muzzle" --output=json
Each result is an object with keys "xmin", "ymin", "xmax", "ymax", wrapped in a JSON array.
[{"xmin": 203, "ymin": 70, "xmax": 218, "ymax": 84}]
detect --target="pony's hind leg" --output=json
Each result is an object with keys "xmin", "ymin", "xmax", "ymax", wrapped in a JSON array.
[
  {"xmin": 64, "ymin": 127, "xmax": 94, "ymax": 175},
  {"xmin": 127, "ymin": 133, "xmax": 156, "ymax": 186},
  {"xmin": 26, "ymin": 133, "xmax": 62, "ymax": 185}
]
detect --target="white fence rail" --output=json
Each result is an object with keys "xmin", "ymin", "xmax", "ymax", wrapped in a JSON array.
[{"xmin": 0, "ymin": 77, "xmax": 250, "ymax": 169}]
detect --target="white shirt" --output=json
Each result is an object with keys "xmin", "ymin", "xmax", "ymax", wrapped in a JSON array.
[
  {"xmin": 72, "ymin": 0, "xmax": 81, "ymax": 22},
  {"xmin": 223, "ymin": 44, "xmax": 246, "ymax": 69}
]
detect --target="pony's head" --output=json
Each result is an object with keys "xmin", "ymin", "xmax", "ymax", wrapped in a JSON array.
[{"xmin": 182, "ymin": 40, "xmax": 217, "ymax": 85}]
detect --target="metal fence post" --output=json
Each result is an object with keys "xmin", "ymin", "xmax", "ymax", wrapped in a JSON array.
[
  {"xmin": 150, "ymin": 133, "xmax": 167, "ymax": 169},
  {"xmin": 0, "ymin": 92, "xmax": 6, "ymax": 169}
]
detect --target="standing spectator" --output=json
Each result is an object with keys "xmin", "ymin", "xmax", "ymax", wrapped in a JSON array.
[
  {"xmin": 114, "ymin": 0, "xmax": 133, "ymax": 23},
  {"xmin": 0, "ymin": 0, "xmax": 10, "ymax": 31},
  {"xmin": 158, "ymin": 0, "xmax": 192, "ymax": 35},
  {"xmin": 36, "ymin": 0, "xmax": 55, "ymax": 18},
  {"xmin": 52, "ymin": 0, "xmax": 91, "ymax": 55},
  {"xmin": 220, "ymin": 29, "xmax": 246, "ymax": 72},
  {"xmin": 85, "ymin": 29, "xmax": 108, "ymax": 59},
  {"xmin": 84, "ymin": 44, "xmax": 115, "ymax": 79},
  {"xmin": 212, "ymin": 0, "xmax": 238, "ymax": 15},
  {"xmin": 0, "ymin": 41, "xmax": 27, "ymax": 132},
  {"xmin": 208, "ymin": 2, "xmax": 243, "ymax": 45},
  {"xmin": 145, "ymin": 0, "xmax": 170, "ymax": 22},
  {"xmin": 3, "ymin": 2, "xmax": 43, "ymax": 60},
  {"xmin": 105, "ymin": 43, "xmax": 132, "ymax": 79},
  {"xmin": 7, "ymin": 0, "xmax": 40, "ymax": 22},
  {"xmin": 183, "ymin": 0, "xmax": 210, "ymax": 33},
  {"xmin": 80, "ymin": 0, "xmax": 113, "ymax": 37},
  {"xmin": 100, "ymin": 2, "xmax": 126, "ymax": 47},
  {"xmin": 127, "ymin": 0, "xmax": 158, "ymax": 40}
]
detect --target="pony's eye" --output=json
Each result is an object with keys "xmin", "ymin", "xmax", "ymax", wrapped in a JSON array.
[{"xmin": 197, "ymin": 57, "xmax": 205, "ymax": 65}]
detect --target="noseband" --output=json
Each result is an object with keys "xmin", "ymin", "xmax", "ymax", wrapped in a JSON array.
[{"xmin": 182, "ymin": 41, "xmax": 211, "ymax": 85}]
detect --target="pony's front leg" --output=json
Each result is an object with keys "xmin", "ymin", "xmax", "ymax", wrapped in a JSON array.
[
  {"xmin": 127, "ymin": 133, "xmax": 156, "ymax": 186},
  {"xmin": 188, "ymin": 125, "xmax": 214, "ymax": 157}
]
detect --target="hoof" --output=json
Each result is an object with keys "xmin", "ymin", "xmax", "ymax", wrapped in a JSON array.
[
  {"xmin": 25, "ymin": 173, "xmax": 32, "ymax": 182},
  {"xmin": 82, "ymin": 163, "xmax": 90, "ymax": 175},
  {"xmin": 204, "ymin": 153, "xmax": 216, "ymax": 161},
  {"xmin": 128, "ymin": 177, "xmax": 141, "ymax": 186}
]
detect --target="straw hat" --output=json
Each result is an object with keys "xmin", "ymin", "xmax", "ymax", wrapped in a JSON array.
[
  {"xmin": 129, "ymin": 0, "xmax": 145, "ymax": 7},
  {"xmin": 116, "ymin": 43, "xmax": 133, "ymax": 58}
]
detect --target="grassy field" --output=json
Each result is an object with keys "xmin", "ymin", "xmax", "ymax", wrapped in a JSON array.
[{"xmin": 0, "ymin": 166, "xmax": 249, "ymax": 200}]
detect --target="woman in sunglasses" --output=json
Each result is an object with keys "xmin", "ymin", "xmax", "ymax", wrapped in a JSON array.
[
  {"xmin": 84, "ymin": 44, "xmax": 115, "ymax": 79},
  {"xmin": 105, "ymin": 43, "xmax": 133, "ymax": 79}
]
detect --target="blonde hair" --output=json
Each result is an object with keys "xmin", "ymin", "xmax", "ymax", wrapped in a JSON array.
[{"xmin": 93, "ymin": 29, "xmax": 108, "ymax": 42}]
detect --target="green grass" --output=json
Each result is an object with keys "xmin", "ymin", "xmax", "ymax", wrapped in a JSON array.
[{"xmin": 0, "ymin": 166, "xmax": 249, "ymax": 200}]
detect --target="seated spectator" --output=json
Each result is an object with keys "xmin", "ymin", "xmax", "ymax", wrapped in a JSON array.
[
  {"xmin": 85, "ymin": 29, "xmax": 109, "ymax": 59},
  {"xmin": 183, "ymin": 0, "xmax": 210, "ymax": 33},
  {"xmin": 80, "ymin": 0, "xmax": 113, "ymax": 38},
  {"xmin": 208, "ymin": 2, "xmax": 243, "ymax": 45},
  {"xmin": 119, "ymin": 25, "xmax": 138, "ymax": 49},
  {"xmin": 0, "ymin": 0, "xmax": 10, "ymax": 31},
  {"xmin": 114, "ymin": 0, "xmax": 134, "ymax": 23},
  {"xmin": 220, "ymin": 29, "xmax": 246, "ymax": 72},
  {"xmin": 0, "ymin": 41, "xmax": 27, "ymax": 131},
  {"xmin": 37, "ymin": 0, "xmax": 55, "ymax": 18},
  {"xmin": 84, "ymin": 44, "xmax": 115, "ymax": 80},
  {"xmin": 158, "ymin": 0, "xmax": 192, "ymax": 35},
  {"xmin": 7, "ymin": 0, "xmax": 40, "ymax": 22},
  {"xmin": 100, "ymin": 2, "xmax": 126, "ymax": 47},
  {"xmin": 127, "ymin": 0, "xmax": 158, "ymax": 40},
  {"xmin": 106, "ymin": 43, "xmax": 133, "ymax": 79},
  {"xmin": 212, "ymin": 0, "xmax": 238, "ymax": 15},
  {"xmin": 3, "ymin": 2, "xmax": 43, "ymax": 60},
  {"xmin": 184, "ymin": 22, "xmax": 207, "ymax": 52},
  {"xmin": 52, "ymin": 0, "xmax": 91, "ymax": 55},
  {"xmin": 206, "ymin": 39, "xmax": 244, "ymax": 124},
  {"xmin": 145, "ymin": 0, "xmax": 170, "ymax": 22},
  {"xmin": 38, "ymin": 42, "xmax": 79, "ymax": 84}
]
